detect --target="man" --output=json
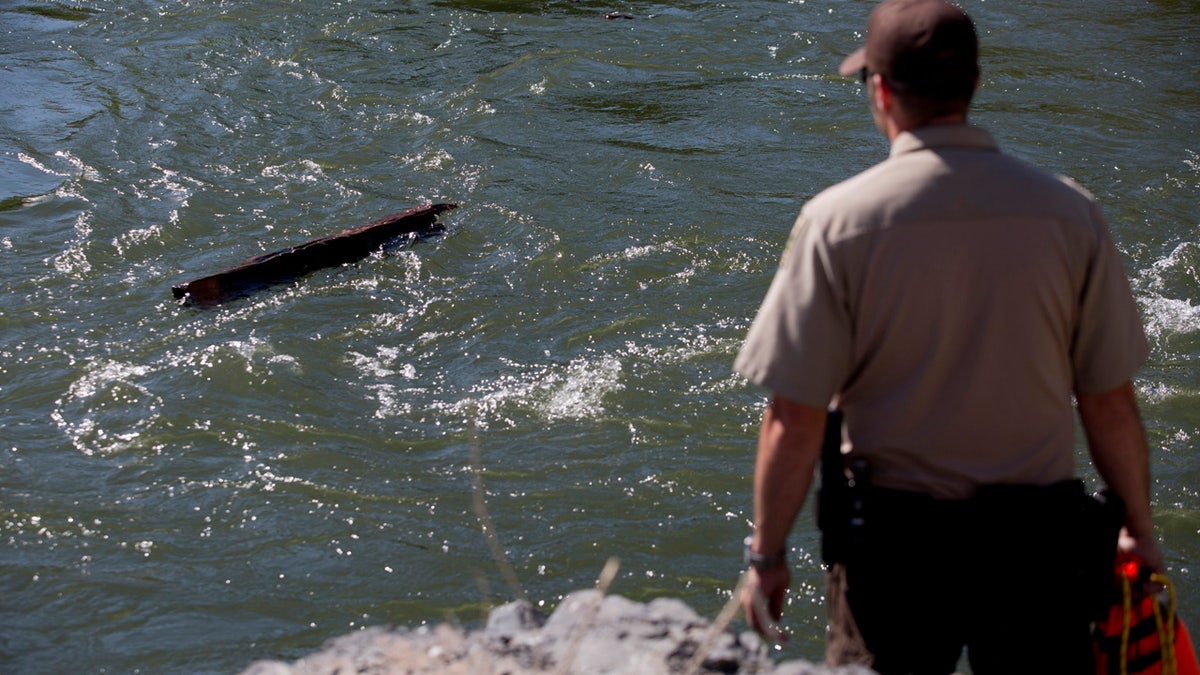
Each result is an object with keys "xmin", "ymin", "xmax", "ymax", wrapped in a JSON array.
[{"xmin": 733, "ymin": 0, "xmax": 1164, "ymax": 672}]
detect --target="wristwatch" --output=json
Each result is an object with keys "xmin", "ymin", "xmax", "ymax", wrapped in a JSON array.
[{"xmin": 743, "ymin": 536, "xmax": 787, "ymax": 571}]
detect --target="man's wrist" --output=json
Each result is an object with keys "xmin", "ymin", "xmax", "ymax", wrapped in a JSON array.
[{"xmin": 743, "ymin": 536, "xmax": 787, "ymax": 571}]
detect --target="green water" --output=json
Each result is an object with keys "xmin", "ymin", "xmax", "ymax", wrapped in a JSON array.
[{"xmin": 0, "ymin": 1, "xmax": 1196, "ymax": 672}]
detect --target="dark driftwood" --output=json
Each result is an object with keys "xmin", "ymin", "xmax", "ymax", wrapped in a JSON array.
[{"xmin": 172, "ymin": 203, "xmax": 457, "ymax": 306}]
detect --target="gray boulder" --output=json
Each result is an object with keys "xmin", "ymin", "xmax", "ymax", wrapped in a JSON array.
[{"xmin": 240, "ymin": 590, "xmax": 876, "ymax": 675}]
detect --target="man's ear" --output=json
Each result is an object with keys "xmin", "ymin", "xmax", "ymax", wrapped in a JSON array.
[{"xmin": 871, "ymin": 73, "xmax": 893, "ymax": 114}]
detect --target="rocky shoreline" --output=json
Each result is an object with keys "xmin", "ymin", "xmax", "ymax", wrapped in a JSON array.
[{"xmin": 240, "ymin": 589, "xmax": 875, "ymax": 675}]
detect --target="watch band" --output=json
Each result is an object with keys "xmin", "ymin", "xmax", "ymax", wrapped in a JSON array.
[{"xmin": 743, "ymin": 536, "xmax": 787, "ymax": 571}]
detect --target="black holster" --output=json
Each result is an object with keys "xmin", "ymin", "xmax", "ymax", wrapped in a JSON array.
[
  {"xmin": 814, "ymin": 410, "xmax": 1127, "ymax": 618},
  {"xmin": 816, "ymin": 409, "xmax": 866, "ymax": 566}
]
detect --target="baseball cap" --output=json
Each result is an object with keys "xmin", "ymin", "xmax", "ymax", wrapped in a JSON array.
[{"xmin": 838, "ymin": 0, "xmax": 978, "ymax": 96}]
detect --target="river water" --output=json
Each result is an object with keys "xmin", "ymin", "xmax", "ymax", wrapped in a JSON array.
[{"xmin": 0, "ymin": 1, "xmax": 1196, "ymax": 672}]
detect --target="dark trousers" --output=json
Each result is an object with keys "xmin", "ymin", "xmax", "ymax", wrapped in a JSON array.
[{"xmin": 824, "ymin": 481, "xmax": 1119, "ymax": 675}]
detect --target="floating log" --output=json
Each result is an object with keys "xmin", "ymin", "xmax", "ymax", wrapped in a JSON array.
[{"xmin": 172, "ymin": 203, "xmax": 457, "ymax": 306}]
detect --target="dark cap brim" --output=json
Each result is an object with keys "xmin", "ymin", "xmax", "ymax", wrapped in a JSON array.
[{"xmin": 839, "ymin": 47, "xmax": 866, "ymax": 77}]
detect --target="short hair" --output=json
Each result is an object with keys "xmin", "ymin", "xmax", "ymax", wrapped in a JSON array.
[{"xmin": 886, "ymin": 71, "xmax": 976, "ymax": 123}]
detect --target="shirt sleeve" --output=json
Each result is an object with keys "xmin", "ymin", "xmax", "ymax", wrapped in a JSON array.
[
  {"xmin": 1071, "ymin": 204, "xmax": 1150, "ymax": 393},
  {"xmin": 733, "ymin": 213, "xmax": 853, "ymax": 407}
]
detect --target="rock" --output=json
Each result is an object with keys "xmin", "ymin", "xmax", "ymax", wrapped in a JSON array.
[{"xmin": 239, "ymin": 590, "xmax": 876, "ymax": 675}]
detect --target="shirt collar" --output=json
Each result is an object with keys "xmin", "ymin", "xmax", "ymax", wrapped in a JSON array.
[{"xmin": 889, "ymin": 124, "xmax": 999, "ymax": 158}]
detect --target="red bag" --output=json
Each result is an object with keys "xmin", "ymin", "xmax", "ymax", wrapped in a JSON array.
[{"xmin": 1093, "ymin": 554, "xmax": 1200, "ymax": 675}]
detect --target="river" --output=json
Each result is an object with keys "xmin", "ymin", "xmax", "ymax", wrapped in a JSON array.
[{"xmin": 0, "ymin": 1, "xmax": 1196, "ymax": 672}]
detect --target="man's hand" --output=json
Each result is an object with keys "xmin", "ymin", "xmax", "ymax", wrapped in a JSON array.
[
  {"xmin": 744, "ymin": 396, "xmax": 828, "ymax": 637},
  {"xmin": 742, "ymin": 565, "xmax": 791, "ymax": 640},
  {"xmin": 1118, "ymin": 527, "xmax": 1164, "ymax": 577},
  {"xmin": 1118, "ymin": 526, "xmax": 1167, "ymax": 597},
  {"xmin": 1077, "ymin": 381, "xmax": 1165, "ymax": 582}
]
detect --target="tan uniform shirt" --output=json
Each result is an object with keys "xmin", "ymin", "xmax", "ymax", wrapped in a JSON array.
[{"xmin": 734, "ymin": 124, "xmax": 1149, "ymax": 499}]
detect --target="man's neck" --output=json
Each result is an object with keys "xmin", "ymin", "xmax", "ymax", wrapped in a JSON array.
[{"xmin": 885, "ymin": 113, "xmax": 968, "ymax": 143}]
